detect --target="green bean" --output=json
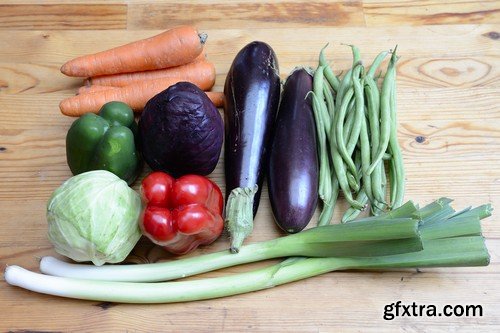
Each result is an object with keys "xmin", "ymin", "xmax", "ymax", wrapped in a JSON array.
[
  {"xmin": 323, "ymin": 76, "xmax": 357, "ymax": 195},
  {"xmin": 319, "ymin": 45, "xmax": 340, "ymax": 92},
  {"xmin": 343, "ymin": 115, "xmax": 358, "ymax": 192},
  {"xmin": 334, "ymin": 87, "xmax": 357, "ymax": 176},
  {"xmin": 318, "ymin": 171, "xmax": 340, "ymax": 226},
  {"xmin": 345, "ymin": 65, "xmax": 364, "ymax": 156},
  {"xmin": 313, "ymin": 66, "xmax": 331, "ymax": 133},
  {"xmin": 314, "ymin": 65, "xmax": 325, "ymax": 104},
  {"xmin": 323, "ymin": 81, "xmax": 336, "ymax": 124},
  {"xmin": 359, "ymin": 106, "xmax": 374, "ymax": 203},
  {"xmin": 338, "ymin": 65, "xmax": 365, "ymax": 193},
  {"xmin": 311, "ymin": 92, "xmax": 332, "ymax": 204},
  {"xmin": 388, "ymin": 61, "xmax": 405, "ymax": 208},
  {"xmin": 389, "ymin": 154, "xmax": 397, "ymax": 207},
  {"xmin": 341, "ymin": 190, "xmax": 369, "ymax": 223},
  {"xmin": 329, "ymin": 117, "xmax": 364, "ymax": 210},
  {"xmin": 366, "ymin": 51, "xmax": 389, "ymax": 79},
  {"xmin": 348, "ymin": 151, "xmax": 361, "ymax": 195},
  {"xmin": 364, "ymin": 76, "xmax": 384, "ymax": 204},
  {"xmin": 354, "ymin": 149, "xmax": 362, "ymax": 184},
  {"xmin": 342, "ymin": 99, "xmax": 355, "ymax": 139},
  {"xmin": 367, "ymin": 51, "xmax": 397, "ymax": 175},
  {"xmin": 380, "ymin": 160, "xmax": 387, "ymax": 200},
  {"xmin": 371, "ymin": 160, "xmax": 388, "ymax": 215},
  {"xmin": 347, "ymin": 172, "xmax": 360, "ymax": 193},
  {"xmin": 336, "ymin": 67, "xmax": 354, "ymax": 109},
  {"xmin": 335, "ymin": 44, "xmax": 360, "ymax": 109},
  {"xmin": 318, "ymin": 81, "xmax": 341, "ymax": 226},
  {"xmin": 349, "ymin": 44, "xmax": 361, "ymax": 67}
]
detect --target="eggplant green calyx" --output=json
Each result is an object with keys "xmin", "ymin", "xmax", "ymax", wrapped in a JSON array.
[{"xmin": 226, "ymin": 185, "xmax": 259, "ymax": 253}]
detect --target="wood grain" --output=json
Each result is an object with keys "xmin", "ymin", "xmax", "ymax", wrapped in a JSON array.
[
  {"xmin": 364, "ymin": 0, "xmax": 500, "ymax": 26},
  {"xmin": 0, "ymin": 4, "xmax": 127, "ymax": 30},
  {"xmin": 127, "ymin": 0, "xmax": 365, "ymax": 29},
  {"xmin": 0, "ymin": 1, "xmax": 499, "ymax": 332}
]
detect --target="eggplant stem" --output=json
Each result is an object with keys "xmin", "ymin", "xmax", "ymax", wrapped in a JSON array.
[{"xmin": 225, "ymin": 185, "xmax": 258, "ymax": 253}]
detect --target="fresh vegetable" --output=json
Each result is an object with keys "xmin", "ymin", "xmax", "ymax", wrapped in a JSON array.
[
  {"xmin": 311, "ymin": 67, "xmax": 339, "ymax": 226},
  {"xmin": 205, "ymin": 91, "xmax": 224, "ymax": 108},
  {"xmin": 139, "ymin": 171, "xmax": 224, "ymax": 255},
  {"xmin": 8, "ymin": 199, "xmax": 491, "ymax": 303},
  {"xmin": 46, "ymin": 170, "xmax": 142, "ymax": 266},
  {"xmin": 268, "ymin": 68, "xmax": 318, "ymax": 233},
  {"xmin": 387, "ymin": 51, "xmax": 405, "ymax": 209},
  {"xmin": 61, "ymin": 26, "xmax": 206, "ymax": 77},
  {"xmin": 223, "ymin": 41, "xmax": 281, "ymax": 252},
  {"xmin": 66, "ymin": 101, "xmax": 141, "ymax": 184},
  {"xmin": 41, "ymin": 199, "xmax": 491, "ymax": 284},
  {"xmin": 40, "ymin": 204, "xmax": 424, "ymax": 282},
  {"xmin": 139, "ymin": 82, "xmax": 223, "ymax": 177},
  {"xmin": 313, "ymin": 46, "xmax": 406, "ymax": 222},
  {"xmin": 77, "ymin": 85, "xmax": 115, "ymax": 95},
  {"xmin": 76, "ymin": 85, "xmax": 224, "ymax": 109},
  {"xmin": 86, "ymin": 59, "xmax": 215, "ymax": 88},
  {"xmin": 60, "ymin": 75, "xmax": 215, "ymax": 116},
  {"xmin": 368, "ymin": 50, "xmax": 397, "ymax": 175}
]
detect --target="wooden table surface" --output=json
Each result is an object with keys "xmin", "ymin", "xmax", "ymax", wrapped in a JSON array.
[{"xmin": 1, "ymin": 1, "xmax": 499, "ymax": 332}]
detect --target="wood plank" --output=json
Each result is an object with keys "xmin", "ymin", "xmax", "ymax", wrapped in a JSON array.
[
  {"xmin": 0, "ymin": 54, "xmax": 498, "ymax": 98},
  {"xmin": 0, "ymin": 117, "xmax": 498, "ymax": 198},
  {"xmin": 127, "ymin": 0, "xmax": 365, "ymax": 29},
  {"xmin": 0, "ymin": 4, "xmax": 127, "ymax": 30},
  {"xmin": 0, "ymin": 25, "xmax": 496, "ymax": 69},
  {"xmin": 0, "ymin": 62, "xmax": 82, "ymax": 94},
  {"xmin": 2, "ymin": 0, "xmax": 119, "ymax": 4},
  {"xmin": 363, "ymin": 0, "xmax": 500, "ymax": 26}
]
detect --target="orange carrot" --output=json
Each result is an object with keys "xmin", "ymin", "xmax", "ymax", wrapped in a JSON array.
[
  {"xmin": 61, "ymin": 77, "xmax": 221, "ymax": 116},
  {"xmin": 192, "ymin": 51, "xmax": 207, "ymax": 63},
  {"xmin": 205, "ymin": 92, "xmax": 224, "ymax": 108},
  {"xmin": 86, "ymin": 60, "xmax": 216, "ymax": 88},
  {"xmin": 77, "ymin": 85, "xmax": 116, "ymax": 95},
  {"xmin": 77, "ymin": 85, "xmax": 223, "ymax": 107},
  {"xmin": 61, "ymin": 26, "xmax": 206, "ymax": 77},
  {"xmin": 77, "ymin": 85, "xmax": 223, "ymax": 108}
]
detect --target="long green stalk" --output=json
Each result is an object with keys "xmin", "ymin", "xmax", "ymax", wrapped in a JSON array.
[
  {"xmin": 5, "ymin": 236, "xmax": 489, "ymax": 304},
  {"xmin": 39, "ymin": 200, "xmax": 491, "ymax": 283},
  {"xmin": 40, "ymin": 217, "xmax": 421, "ymax": 282}
]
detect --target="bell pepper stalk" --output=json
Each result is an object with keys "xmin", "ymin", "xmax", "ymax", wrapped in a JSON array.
[
  {"xmin": 65, "ymin": 101, "xmax": 142, "ymax": 185},
  {"xmin": 140, "ymin": 171, "xmax": 224, "ymax": 255}
]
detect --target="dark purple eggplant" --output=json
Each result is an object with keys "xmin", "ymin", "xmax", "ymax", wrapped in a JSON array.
[
  {"xmin": 223, "ymin": 41, "xmax": 281, "ymax": 252},
  {"xmin": 268, "ymin": 68, "xmax": 318, "ymax": 233}
]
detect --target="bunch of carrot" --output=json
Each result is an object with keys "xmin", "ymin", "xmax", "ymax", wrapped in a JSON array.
[{"xmin": 59, "ymin": 26, "xmax": 224, "ymax": 117}]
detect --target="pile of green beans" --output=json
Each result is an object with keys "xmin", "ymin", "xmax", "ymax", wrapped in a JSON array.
[{"xmin": 312, "ymin": 45, "xmax": 405, "ymax": 225}]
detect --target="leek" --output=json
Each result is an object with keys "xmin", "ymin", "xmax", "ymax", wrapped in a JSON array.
[
  {"xmin": 39, "ymin": 217, "xmax": 422, "ymax": 282},
  {"xmin": 4, "ymin": 236, "xmax": 489, "ymax": 304},
  {"xmin": 4, "ymin": 199, "xmax": 492, "ymax": 303}
]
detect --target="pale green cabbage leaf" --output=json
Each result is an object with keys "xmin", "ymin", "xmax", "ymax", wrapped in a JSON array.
[{"xmin": 47, "ymin": 170, "xmax": 142, "ymax": 266}]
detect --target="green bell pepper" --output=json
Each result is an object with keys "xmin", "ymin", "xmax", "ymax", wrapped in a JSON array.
[{"xmin": 66, "ymin": 101, "xmax": 141, "ymax": 185}]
